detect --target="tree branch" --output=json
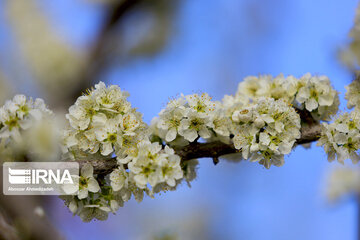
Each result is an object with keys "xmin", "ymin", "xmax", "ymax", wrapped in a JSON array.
[
  {"xmin": 78, "ymin": 122, "xmax": 322, "ymax": 175},
  {"xmin": 69, "ymin": 0, "xmax": 144, "ymax": 104}
]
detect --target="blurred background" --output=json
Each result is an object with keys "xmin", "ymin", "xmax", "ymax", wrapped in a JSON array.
[{"xmin": 0, "ymin": 0, "xmax": 359, "ymax": 239}]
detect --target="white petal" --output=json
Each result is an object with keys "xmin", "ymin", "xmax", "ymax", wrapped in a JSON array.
[
  {"xmin": 167, "ymin": 179, "xmax": 176, "ymax": 187},
  {"xmin": 305, "ymin": 98, "xmax": 318, "ymax": 111},
  {"xmin": 93, "ymin": 113, "xmax": 107, "ymax": 125},
  {"xmin": 335, "ymin": 124, "xmax": 348, "ymax": 133},
  {"xmin": 198, "ymin": 127, "xmax": 211, "ymax": 139},
  {"xmin": 69, "ymin": 200, "xmax": 78, "ymax": 214},
  {"xmin": 184, "ymin": 129, "xmax": 198, "ymax": 142},
  {"xmin": 13, "ymin": 95, "xmax": 26, "ymax": 105},
  {"xmin": 62, "ymin": 181, "xmax": 79, "ymax": 195},
  {"xmin": 29, "ymin": 109, "xmax": 42, "ymax": 121},
  {"xmin": 334, "ymin": 133, "xmax": 347, "ymax": 145},
  {"xmin": 259, "ymin": 132, "xmax": 270, "ymax": 145},
  {"xmin": 165, "ymin": 128, "xmax": 177, "ymax": 142},
  {"xmin": 78, "ymin": 189, "xmax": 88, "ymax": 199},
  {"xmin": 87, "ymin": 178, "xmax": 100, "ymax": 193},
  {"xmin": 134, "ymin": 175, "xmax": 147, "ymax": 188},
  {"xmin": 101, "ymin": 142, "xmax": 113, "ymax": 156},
  {"xmin": 319, "ymin": 94, "xmax": 334, "ymax": 106}
]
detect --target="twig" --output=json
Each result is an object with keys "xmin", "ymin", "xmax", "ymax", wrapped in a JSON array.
[
  {"xmin": 69, "ymin": 0, "xmax": 144, "ymax": 104},
  {"xmin": 78, "ymin": 122, "xmax": 322, "ymax": 175}
]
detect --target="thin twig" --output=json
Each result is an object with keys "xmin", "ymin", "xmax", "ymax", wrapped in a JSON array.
[
  {"xmin": 78, "ymin": 122, "xmax": 322, "ymax": 175},
  {"xmin": 69, "ymin": 0, "xmax": 144, "ymax": 104}
]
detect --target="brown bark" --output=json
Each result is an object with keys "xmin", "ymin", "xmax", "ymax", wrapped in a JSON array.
[{"xmin": 79, "ymin": 122, "xmax": 322, "ymax": 175}]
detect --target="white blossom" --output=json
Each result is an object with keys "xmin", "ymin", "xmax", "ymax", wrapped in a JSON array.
[
  {"xmin": 235, "ymin": 73, "xmax": 339, "ymax": 122},
  {"xmin": 0, "ymin": 95, "xmax": 51, "ymax": 141},
  {"xmin": 317, "ymin": 111, "xmax": 360, "ymax": 164},
  {"xmin": 295, "ymin": 74, "xmax": 338, "ymax": 121},
  {"xmin": 209, "ymin": 108, "xmax": 232, "ymax": 143},
  {"xmin": 232, "ymin": 98, "xmax": 301, "ymax": 168},
  {"xmin": 179, "ymin": 109, "xmax": 212, "ymax": 142},
  {"xmin": 339, "ymin": 3, "xmax": 360, "ymax": 68},
  {"xmin": 0, "ymin": 95, "xmax": 58, "ymax": 161},
  {"xmin": 110, "ymin": 166, "xmax": 128, "ymax": 191},
  {"xmin": 157, "ymin": 105, "xmax": 185, "ymax": 142},
  {"xmin": 181, "ymin": 159, "xmax": 199, "ymax": 186},
  {"xmin": 55, "ymin": 75, "xmax": 342, "ymax": 222},
  {"xmin": 128, "ymin": 142, "xmax": 183, "ymax": 189},
  {"xmin": 153, "ymin": 93, "xmax": 230, "ymax": 145},
  {"xmin": 159, "ymin": 146, "xmax": 184, "ymax": 187},
  {"xmin": 236, "ymin": 74, "xmax": 297, "ymax": 103},
  {"xmin": 63, "ymin": 81, "xmax": 147, "ymax": 159},
  {"xmin": 63, "ymin": 163, "xmax": 100, "ymax": 199},
  {"xmin": 237, "ymin": 75, "xmax": 272, "ymax": 100},
  {"xmin": 345, "ymin": 78, "xmax": 360, "ymax": 110}
]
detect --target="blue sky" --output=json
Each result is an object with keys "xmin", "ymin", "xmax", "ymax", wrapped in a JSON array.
[{"xmin": 1, "ymin": 0, "xmax": 360, "ymax": 239}]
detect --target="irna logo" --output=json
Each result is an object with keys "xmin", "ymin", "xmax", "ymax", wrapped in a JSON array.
[
  {"xmin": 3, "ymin": 162, "xmax": 79, "ymax": 195},
  {"xmin": 8, "ymin": 168, "xmax": 74, "ymax": 185}
]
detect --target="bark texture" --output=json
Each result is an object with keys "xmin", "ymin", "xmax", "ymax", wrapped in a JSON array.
[{"xmin": 79, "ymin": 122, "xmax": 323, "ymax": 175}]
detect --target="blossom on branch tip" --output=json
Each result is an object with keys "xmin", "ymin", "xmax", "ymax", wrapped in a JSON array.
[
  {"xmin": 0, "ymin": 94, "xmax": 59, "ymax": 161},
  {"xmin": 0, "ymin": 95, "xmax": 52, "ymax": 141},
  {"xmin": 232, "ymin": 98, "xmax": 301, "ymax": 168},
  {"xmin": 295, "ymin": 74, "xmax": 338, "ymax": 121},
  {"xmin": 63, "ymin": 163, "xmax": 100, "ymax": 199},
  {"xmin": 58, "ymin": 74, "xmax": 339, "ymax": 222},
  {"xmin": 317, "ymin": 112, "xmax": 360, "ymax": 164},
  {"xmin": 128, "ymin": 142, "xmax": 183, "ymax": 188},
  {"xmin": 235, "ymin": 73, "xmax": 339, "ymax": 122},
  {"xmin": 153, "ymin": 93, "xmax": 232, "ymax": 145},
  {"xmin": 63, "ymin": 81, "xmax": 147, "ymax": 159},
  {"xmin": 345, "ymin": 78, "xmax": 360, "ymax": 110}
]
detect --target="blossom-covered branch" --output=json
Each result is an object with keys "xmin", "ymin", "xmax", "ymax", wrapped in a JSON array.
[
  {"xmin": 0, "ymin": 73, "xmax": 346, "ymax": 222},
  {"xmin": 83, "ymin": 122, "xmax": 322, "ymax": 175}
]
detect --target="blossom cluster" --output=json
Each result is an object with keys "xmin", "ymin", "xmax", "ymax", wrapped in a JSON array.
[
  {"xmin": 0, "ymin": 94, "xmax": 57, "ymax": 161},
  {"xmin": 151, "ymin": 93, "xmax": 232, "ymax": 144},
  {"xmin": 350, "ymin": 3, "xmax": 360, "ymax": 44},
  {"xmin": 317, "ymin": 112, "xmax": 360, "ymax": 164},
  {"xmin": 127, "ymin": 142, "xmax": 183, "ymax": 188},
  {"xmin": 62, "ymin": 82, "xmax": 197, "ymax": 221},
  {"xmin": 231, "ymin": 98, "xmax": 301, "ymax": 168},
  {"xmin": 339, "ymin": 3, "xmax": 360, "ymax": 68},
  {"xmin": 7, "ymin": 0, "xmax": 85, "ymax": 100},
  {"xmin": 152, "ymin": 92, "xmax": 301, "ymax": 168},
  {"xmin": 62, "ymin": 146, "xmax": 195, "ymax": 222},
  {"xmin": 345, "ymin": 78, "xmax": 360, "ymax": 110},
  {"xmin": 2, "ymin": 75, "xmax": 342, "ymax": 222},
  {"xmin": 63, "ymin": 81, "xmax": 147, "ymax": 159},
  {"xmin": 237, "ymin": 73, "xmax": 339, "ymax": 121},
  {"xmin": 62, "ymin": 163, "xmax": 137, "ymax": 222}
]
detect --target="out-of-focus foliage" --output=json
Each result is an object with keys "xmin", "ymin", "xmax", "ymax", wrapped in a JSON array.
[
  {"xmin": 6, "ymin": 0, "xmax": 85, "ymax": 103},
  {"xmin": 339, "ymin": 3, "xmax": 360, "ymax": 69},
  {"xmin": 136, "ymin": 209, "xmax": 211, "ymax": 240},
  {"xmin": 0, "ymin": 95, "xmax": 61, "ymax": 162},
  {"xmin": 3, "ymin": 0, "xmax": 177, "ymax": 107},
  {"xmin": 326, "ymin": 167, "xmax": 360, "ymax": 202},
  {"xmin": 0, "ymin": 73, "xmax": 12, "ymax": 105},
  {"xmin": 125, "ymin": 0, "xmax": 177, "ymax": 57}
]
